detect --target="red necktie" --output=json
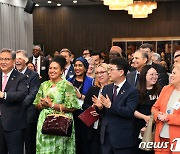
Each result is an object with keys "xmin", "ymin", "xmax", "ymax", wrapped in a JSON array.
[
  {"xmin": 2, "ymin": 74, "xmax": 8, "ymax": 92},
  {"xmin": 35, "ymin": 58, "xmax": 38, "ymax": 72}
]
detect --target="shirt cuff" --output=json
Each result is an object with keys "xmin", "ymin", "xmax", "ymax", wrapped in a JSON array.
[{"xmin": 3, "ymin": 92, "xmax": 7, "ymax": 100}]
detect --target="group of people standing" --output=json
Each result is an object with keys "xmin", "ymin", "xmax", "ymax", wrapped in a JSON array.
[{"xmin": 0, "ymin": 44, "xmax": 180, "ymax": 154}]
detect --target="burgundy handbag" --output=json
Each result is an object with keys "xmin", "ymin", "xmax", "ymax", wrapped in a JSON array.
[{"xmin": 42, "ymin": 114, "xmax": 72, "ymax": 137}]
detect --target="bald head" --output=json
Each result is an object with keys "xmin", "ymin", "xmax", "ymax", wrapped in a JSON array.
[
  {"xmin": 174, "ymin": 50, "xmax": 180, "ymax": 64},
  {"xmin": 109, "ymin": 46, "xmax": 122, "ymax": 61},
  {"xmin": 174, "ymin": 50, "xmax": 180, "ymax": 58},
  {"xmin": 110, "ymin": 46, "xmax": 122, "ymax": 54}
]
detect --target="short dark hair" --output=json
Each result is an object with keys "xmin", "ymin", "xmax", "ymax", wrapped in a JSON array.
[
  {"xmin": 51, "ymin": 55, "xmax": 67, "ymax": 70},
  {"xmin": 1, "ymin": 48, "xmax": 16, "ymax": 59},
  {"xmin": 83, "ymin": 47, "xmax": 94, "ymax": 54},
  {"xmin": 90, "ymin": 51, "xmax": 102, "ymax": 59},
  {"xmin": 139, "ymin": 43, "xmax": 153, "ymax": 52},
  {"xmin": 110, "ymin": 58, "xmax": 129, "ymax": 76}
]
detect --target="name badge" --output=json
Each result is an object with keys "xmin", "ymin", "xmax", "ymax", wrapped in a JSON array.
[
  {"xmin": 41, "ymin": 66, "xmax": 46, "ymax": 70},
  {"xmin": 172, "ymin": 101, "xmax": 180, "ymax": 110}
]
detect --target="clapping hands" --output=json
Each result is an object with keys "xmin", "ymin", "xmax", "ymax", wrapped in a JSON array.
[{"xmin": 92, "ymin": 94, "xmax": 112, "ymax": 109}]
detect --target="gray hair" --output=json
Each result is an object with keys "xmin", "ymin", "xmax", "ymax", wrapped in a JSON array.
[
  {"xmin": 16, "ymin": 50, "xmax": 28, "ymax": 58},
  {"xmin": 1, "ymin": 48, "xmax": 16, "ymax": 59},
  {"xmin": 136, "ymin": 49, "xmax": 149, "ymax": 60},
  {"xmin": 60, "ymin": 48, "xmax": 72, "ymax": 56},
  {"xmin": 152, "ymin": 53, "xmax": 161, "ymax": 62}
]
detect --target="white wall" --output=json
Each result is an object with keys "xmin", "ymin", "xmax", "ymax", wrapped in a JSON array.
[
  {"xmin": 0, "ymin": 0, "xmax": 27, "ymax": 8},
  {"xmin": 0, "ymin": 0, "xmax": 33, "ymax": 56}
]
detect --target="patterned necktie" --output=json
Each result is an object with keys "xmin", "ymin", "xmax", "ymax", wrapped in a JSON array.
[
  {"xmin": 2, "ymin": 74, "xmax": 8, "ymax": 92},
  {"xmin": 35, "ymin": 58, "xmax": 38, "ymax": 72},
  {"xmin": 113, "ymin": 85, "xmax": 118, "ymax": 102}
]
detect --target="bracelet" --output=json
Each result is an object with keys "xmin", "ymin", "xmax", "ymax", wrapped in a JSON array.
[{"xmin": 51, "ymin": 103, "xmax": 55, "ymax": 108}]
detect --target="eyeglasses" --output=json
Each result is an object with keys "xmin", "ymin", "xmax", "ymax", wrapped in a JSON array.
[
  {"xmin": 0, "ymin": 58, "xmax": 12, "ymax": 62},
  {"xmin": 109, "ymin": 68, "xmax": 121, "ymax": 72},
  {"xmin": 95, "ymin": 71, "xmax": 107, "ymax": 75},
  {"xmin": 83, "ymin": 53, "xmax": 90, "ymax": 56}
]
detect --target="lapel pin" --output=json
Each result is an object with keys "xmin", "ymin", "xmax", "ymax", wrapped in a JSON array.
[{"xmin": 121, "ymin": 90, "xmax": 125, "ymax": 94}]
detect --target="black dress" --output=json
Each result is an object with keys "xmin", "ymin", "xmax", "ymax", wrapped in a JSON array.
[{"xmin": 135, "ymin": 89, "xmax": 159, "ymax": 154}]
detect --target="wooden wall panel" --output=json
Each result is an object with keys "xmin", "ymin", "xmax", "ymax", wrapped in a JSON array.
[{"xmin": 33, "ymin": 2, "xmax": 180, "ymax": 56}]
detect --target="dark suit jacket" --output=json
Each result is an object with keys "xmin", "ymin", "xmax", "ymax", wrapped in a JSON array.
[
  {"xmin": 0, "ymin": 69, "xmax": 28, "ymax": 131},
  {"xmin": 65, "ymin": 64, "xmax": 75, "ymax": 80},
  {"xmin": 23, "ymin": 68, "xmax": 40, "ymax": 124},
  {"xmin": 100, "ymin": 81, "xmax": 139, "ymax": 149},
  {"xmin": 29, "ymin": 56, "xmax": 49, "ymax": 83},
  {"xmin": 126, "ymin": 70, "xmax": 138, "ymax": 88}
]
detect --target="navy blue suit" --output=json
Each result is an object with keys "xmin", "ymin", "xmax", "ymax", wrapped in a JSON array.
[
  {"xmin": 100, "ymin": 81, "xmax": 139, "ymax": 154},
  {"xmin": 0, "ymin": 69, "xmax": 28, "ymax": 154},
  {"xmin": 23, "ymin": 68, "xmax": 40, "ymax": 154},
  {"xmin": 65, "ymin": 64, "xmax": 75, "ymax": 79}
]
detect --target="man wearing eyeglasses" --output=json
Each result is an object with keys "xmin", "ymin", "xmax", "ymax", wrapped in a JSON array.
[
  {"xmin": 0, "ymin": 48, "xmax": 28, "ymax": 154},
  {"xmin": 93, "ymin": 58, "xmax": 139, "ymax": 154},
  {"xmin": 82, "ymin": 48, "xmax": 93, "ymax": 59},
  {"xmin": 109, "ymin": 46, "xmax": 122, "ymax": 62}
]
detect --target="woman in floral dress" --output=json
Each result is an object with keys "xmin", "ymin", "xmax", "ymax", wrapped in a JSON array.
[{"xmin": 33, "ymin": 56, "xmax": 80, "ymax": 154}]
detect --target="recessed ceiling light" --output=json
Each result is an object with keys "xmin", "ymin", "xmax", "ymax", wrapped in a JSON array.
[
  {"xmin": 73, "ymin": 0, "xmax": 77, "ymax": 4},
  {"xmin": 35, "ymin": 4, "xmax": 39, "ymax": 7},
  {"xmin": 57, "ymin": 3, "xmax": 61, "ymax": 6},
  {"xmin": 47, "ymin": 1, "xmax": 52, "ymax": 4}
]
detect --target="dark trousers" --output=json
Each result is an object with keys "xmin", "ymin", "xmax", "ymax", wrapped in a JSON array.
[
  {"xmin": 0, "ymin": 116, "xmax": 23, "ymax": 154},
  {"xmin": 87, "ymin": 128, "xmax": 102, "ymax": 154},
  {"xmin": 102, "ymin": 133, "xmax": 135, "ymax": 154},
  {"xmin": 73, "ymin": 109, "xmax": 88, "ymax": 154},
  {"xmin": 23, "ymin": 122, "xmax": 37, "ymax": 154}
]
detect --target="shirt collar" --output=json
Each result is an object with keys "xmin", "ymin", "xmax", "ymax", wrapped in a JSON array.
[
  {"xmin": 114, "ymin": 78, "xmax": 126, "ymax": 90},
  {"xmin": 2, "ymin": 69, "xmax": 14, "ymax": 77},
  {"xmin": 33, "ymin": 56, "xmax": 40, "ymax": 60},
  {"xmin": 20, "ymin": 67, "xmax": 27, "ymax": 74}
]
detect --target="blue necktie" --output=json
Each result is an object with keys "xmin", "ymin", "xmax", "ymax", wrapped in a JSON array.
[{"xmin": 135, "ymin": 73, "xmax": 140, "ymax": 87}]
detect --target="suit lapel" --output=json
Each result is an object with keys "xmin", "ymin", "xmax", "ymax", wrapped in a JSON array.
[
  {"xmin": 113, "ymin": 81, "xmax": 128, "ymax": 104},
  {"xmin": 4, "ymin": 70, "xmax": 16, "ymax": 92},
  {"xmin": 108, "ymin": 83, "xmax": 114, "ymax": 102}
]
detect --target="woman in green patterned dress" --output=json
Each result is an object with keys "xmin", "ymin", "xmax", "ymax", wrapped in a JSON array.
[{"xmin": 33, "ymin": 56, "xmax": 80, "ymax": 154}]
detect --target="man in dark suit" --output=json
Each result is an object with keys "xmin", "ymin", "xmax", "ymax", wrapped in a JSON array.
[
  {"xmin": 29, "ymin": 45, "xmax": 49, "ymax": 83},
  {"xmin": 60, "ymin": 48, "xmax": 75, "ymax": 79},
  {"xmin": 16, "ymin": 50, "xmax": 40, "ymax": 154},
  {"xmin": 93, "ymin": 58, "xmax": 139, "ymax": 154},
  {"xmin": 126, "ymin": 49, "xmax": 148, "ymax": 87},
  {"xmin": 0, "ymin": 48, "xmax": 28, "ymax": 154}
]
